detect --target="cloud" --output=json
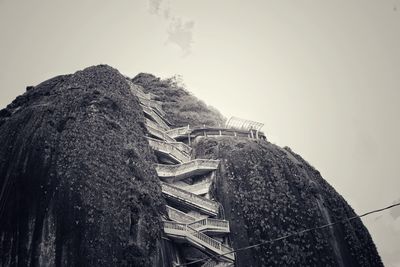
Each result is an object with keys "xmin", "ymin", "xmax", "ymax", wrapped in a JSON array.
[
  {"xmin": 163, "ymin": 7, "xmax": 171, "ymax": 19},
  {"xmin": 148, "ymin": 0, "xmax": 163, "ymax": 14},
  {"xmin": 148, "ymin": 0, "xmax": 194, "ymax": 56},
  {"xmin": 166, "ymin": 18, "xmax": 194, "ymax": 56}
]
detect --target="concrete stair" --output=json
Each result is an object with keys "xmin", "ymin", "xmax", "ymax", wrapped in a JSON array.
[
  {"xmin": 163, "ymin": 221, "xmax": 235, "ymax": 262},
  {"xmin": 147, "ymin": 137, "xmax": 191, "ymax": 164},
  {"xmin": 141, "ymin": 104, "xmax": 170, "ymax": 129},
  {"xmin": 161, "ymin": 182, "xmax": 219, "ymax": 216},
  {"xmin": 155, "ymin": 159, "xmax": 219, "ymax": 182}
]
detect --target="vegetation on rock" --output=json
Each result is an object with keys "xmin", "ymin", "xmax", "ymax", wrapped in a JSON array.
[
  {"xmin": 0, "ymin": 65, "xmax": 165, "ymax": 266},
  {"xmin": 193, "ymin": 137, "xmax": 383, "ymax": 267},
  {"xmin": 0, "ymin": 65, "xmax": 383, "ymax": 267},
  {"xmin": 132, "ymin": 73, "xmax": 225, "ymax": 127}
]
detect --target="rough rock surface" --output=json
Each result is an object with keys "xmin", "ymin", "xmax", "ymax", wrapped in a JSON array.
[
  {"xmin": 0, "ymin": 65, "xmax": 165, "ymax": 266},
  {"xmin": 0, "ymin": 66, "xmax": 383, "ymax": 266},
  {"xmin": 136, "ymin": 73, "xmax": 383, "ymax": 266},
  {"xmin": 193, "ymin": 137, "xmax": 383, "ymax": 267}
]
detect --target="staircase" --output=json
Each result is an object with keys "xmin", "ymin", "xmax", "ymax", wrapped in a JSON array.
[
  {"xmin": 189, "ymin": 218, "xmax": 230, "ymax": 234},
  {"xmin": 168, "ymin": 142, "xmax": 192, "ymax": 155},
  {"xmin": 146, "ymin": 123, "xmax": 176, "ymax": 142},
  {"xmin": 163, "ymin": 221, "xmax": 235, "ymax": 261},
  {"xmin": 128, "ymin": 81, "xmax": 156, "ymax": 100},
  {"xmin": 137, "ymin": 95, "xmax": 166, "ymax": 117},
  {"xmin": 166, "ymin": 206, "xmax": 229, "ymax": 233},
  {"xmin": 166, "ymin": 126, "xmax": 191, "ymax": 139},
  {"xmin": 161, "ymin": 182, "xmax": 219, "ymax": 216},
  {"xmin": 142, "ymin": 104, "xmax": 170, "ymax": 130},
  {"xmin": 147, "ymin": 138, "xmax": 191, "ymax": 164},
  {"xmin": 202, "ymin": 260, "xmax": 234, "ymax": 267},
  {"xmin": 174, "ymin": 180, "xmax": 212, "ymax": 196},
  {"xmin": 146, "ymin": 118, "xmax": 165, "ymax": 132},
  {"xmin": 166, "ymin": 205, "xmax": 199, "ymax": 223},
  {"xmin": 131, "ymin": 85, "xmax": 236, "ymax": 265},
  {"xmin": 156, "ymin": 159, "xmax": 220, "ymax": 182}
]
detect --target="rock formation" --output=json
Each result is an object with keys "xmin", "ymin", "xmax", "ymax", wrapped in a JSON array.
[
  {"xmin": 0, "ymin": 65, "xmax": 383, "ymax": 267},
  {"xmin": 0, "ymin": 66, "xmax": 164, "ymax": 266}
]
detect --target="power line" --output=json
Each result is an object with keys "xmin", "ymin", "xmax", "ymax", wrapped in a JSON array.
[{"xmin": 179, "ymin": 201, "xmax": 400, "ymax": 266}]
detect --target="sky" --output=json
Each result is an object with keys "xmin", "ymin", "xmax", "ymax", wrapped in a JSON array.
[{"xmin": 1, "ymin": 0, "xmax": 399, "ymax": 265}]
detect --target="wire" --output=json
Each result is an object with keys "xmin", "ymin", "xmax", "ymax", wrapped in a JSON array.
[{"xmin": 178, "ymin": 202, "xmax": 400, "ymax": 266}]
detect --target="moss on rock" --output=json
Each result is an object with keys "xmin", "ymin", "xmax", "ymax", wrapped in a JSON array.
[
  {"xmin": 132, "ymin": 73, "xmax": 225, "ymax": 127},
  {"xmin": 0, "ymin": 65, "xmax": 165, "ymax": 266},
  {"xmin": 193, "ymin": 137, "xmax": 383, "ymax": 267},
  {"xmin": 0, "ymin": 66, "xmax": 383, "ymax": 267}
]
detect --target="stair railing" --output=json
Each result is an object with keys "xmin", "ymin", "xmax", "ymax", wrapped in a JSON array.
[
  {"xmin": 161, "ymin": 183, "xmax": 219, "ymax": 213},
  {"xmin": 141, "ymin": 105, "xmax": 171, "ymax": 129},
  {"xmin": 166, "ymin": 125, "xmax": 191, "ymax": 138},
  {"xmin": 189, "ymin": 218, "xmax": 229, "ymax": 231},
  {"xmin": 147, "ymin": 138, "xmax": 191, "ymax": 163}
]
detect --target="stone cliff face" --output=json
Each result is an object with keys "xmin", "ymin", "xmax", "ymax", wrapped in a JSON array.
[
  {"xmin": 0, "ymin": 66, "xmax": 165, "ymax": 266},
  {"xmin": 0, "ymin": 66, "xmax": 383, "ymax": 266},
  {"xmin": 136, "ymin": 73, "xmax": 383, "ymax": 267},
  {"xmin": 192, "ymin": 138, "xmax": 383, "ymax": 266}
]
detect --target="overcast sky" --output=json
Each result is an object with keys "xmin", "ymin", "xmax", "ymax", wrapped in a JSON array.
[{"xmin": 1, "ymin": 0, "xmax": 399, "ymax": 265}]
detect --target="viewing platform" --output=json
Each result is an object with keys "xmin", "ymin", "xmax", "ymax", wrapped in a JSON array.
[
  {"xmin": 166, "ymin": 126, "xmax": 266, "ymax": 142},
  {"xmin": 161, "ymin": 182, "xmax": 219, "ymax": 216},
  {"xmin": 147, "ymin": 137, "xmax": 191, "ymax": 164},
  {"xmin": 155, "ymin": 159, "xmax": 220, "ymax": 182},
  {"xmin": 163, "ymin": 221, "xmax": 235, "ymax": 262}
]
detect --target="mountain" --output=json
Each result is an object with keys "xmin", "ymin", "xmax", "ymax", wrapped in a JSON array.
[
  {"xmin": 0, "ymin": 66, "xmax": 164, "ymax": 266},
  {"xmin": 0, "ymin": 65, "xmax": 382, "ymax": 266}
]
